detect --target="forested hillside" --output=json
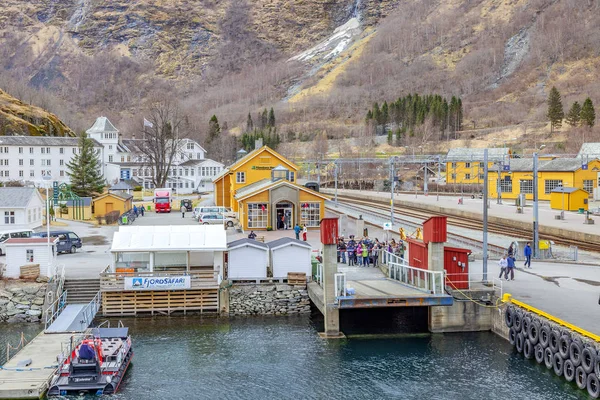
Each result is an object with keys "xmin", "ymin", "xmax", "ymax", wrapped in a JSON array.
[{"xmin": 0, "ymin": 0, "xmax": 599, "ymax": 160}]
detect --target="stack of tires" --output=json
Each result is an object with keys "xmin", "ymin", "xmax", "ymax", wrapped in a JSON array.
[{"xmin": 505, "ymin": 306, "xmax": 600, "ymax": 398}]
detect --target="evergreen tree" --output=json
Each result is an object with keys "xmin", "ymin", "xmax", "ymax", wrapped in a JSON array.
[
  {"xmin": 208, "ymin": 115, "xmax": 221, "ymax": 142},
  {"xmin": 372, "ymin": 102, "xmax": 381, "ymax": 125},
  {"xmin": 387, "ymin": 130, "xmax": 393, "ymax": 145},
  {"xmin": 246, "ymin": 112, "xmax": 253, "ymax": 132},
  {"xmin": 381, "ymin": 101, "xmax": 389, "ymax": 125},
  {"xmin": 365, "ymin": 110, "xmax": 373, "ymax": 121},
  {"xmin": 580, "ymin": 98, "xmax": 596, "ymax": 128},
  {"xmin": 261, "ymin": 108, "xmax": 268, "ymax": 129},
  {"xmin": 268, "ymin": 107, "xmax": 276, "ymax": 127},
  {"xmin": 547, "ymin": 86, "xmax": 564, "ymax": 133},
  {"xmin": 565, "ymin": 101, "xmax": 581, "ymax": 127},
  {"xmin": 66, "ymin": 133, "xmax": 106, "ymax": 197}
]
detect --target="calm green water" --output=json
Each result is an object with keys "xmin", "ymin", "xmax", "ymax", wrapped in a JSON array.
[{"xmin": 0, "ymin": 315, "xmax": 588, "ymax": 400}]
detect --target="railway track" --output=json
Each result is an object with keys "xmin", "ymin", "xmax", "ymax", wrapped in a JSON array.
[{"xmin": 332, "ymin": 194, "xmax": 600, "ymax": 254}]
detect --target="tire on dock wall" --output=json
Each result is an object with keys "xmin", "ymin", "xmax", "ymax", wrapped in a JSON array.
[
  {"xmin": 505, "ymin": 306, "xmax": 515, "ymax": 328},
  {"xmin": 539, "ymin": 324, "xmax": 550, "ymax": 348},
  {"xmin": 581, "ymin": 346, "xmax": 595, "ymax": 374},
  {"xmin": 544, "ymin": 348, "xmax": 554, "ymax": 369},
  {"xmin": 564, "ymin": 359, "xmax": 576, "ymax": 382},
  {"xmin": 569, "ymin": 341, "xmax": 583, "ymax": 367},
  {"xmin": 528, "ymin": 320, "xmax": 540, "ymax": 346},
  {"xmin": 594, "ymin": 350, "xmax": 600, "ymax": 377},
  {"xmin": 576, "ymin": 366, "xmax": 588, "ymax": 390},
  {"xmin": 549, "ymin": 330, "xmax": 560, "ymax": 353},
  {"xmin": 522, "ymin": 315, "xmax": 531, "ymax": 339},
  {"xmin": 513, "ymin": 311, "xmax": 523, "ymax": 333},
  {"xmin": 559, "ymin": 335, "xmax": 572, "ymax": 359},
  {"xmin": 523, "ymin": 339, "xmax": 534, "ymax": 359},
  {"xmin": 587, "ymin": 373, "xmax": 600, "ymax": 399},
  {"xmin": 534, "ymin": 344, "xmax": 545, "ymax": 364},
  {"xmin": 515, "ymin": 332, "xmax": 525, "ymax": 353},
  {"xmin": 553, "ymin": 353, "xmax": 565, "ymax": 376},
  {"xmin": 508, "ymin": 327, "xmax": 517, "ymax": 346}
]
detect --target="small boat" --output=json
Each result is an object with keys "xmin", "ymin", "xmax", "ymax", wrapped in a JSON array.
[{"xmin": 47, "ymin": 323, "xmax": 133, "ymax": 396}]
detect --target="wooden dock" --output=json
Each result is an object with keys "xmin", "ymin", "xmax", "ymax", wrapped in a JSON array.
[{"xmin": 0, "ymin": 333, "xmax": 71, "ymax": 400}]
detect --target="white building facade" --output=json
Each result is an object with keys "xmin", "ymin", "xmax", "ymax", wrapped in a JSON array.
[
  {"xmin": 0, "ymin": 136, "xmax": 103, "ymax": 185},
  {"xmin": 86, "ymin": 117, "xmax": 224, "ymax": 194},
  {"xmin": 0, "ymin": 187, "xmax": 45, "ymax": 231}
]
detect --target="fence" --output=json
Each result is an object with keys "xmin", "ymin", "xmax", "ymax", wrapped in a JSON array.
[
  {"xmin": 334, "ymin": 273, "xmax": 347, "ymax": 300},
  {"xmin": 388, "ymin": 262, "xmax": 445, "ymax": 295},
  {"xmin": 445, "ymin": 272, "xmax": 504, "ymax": 298},
  {"xmin": 76, "ymin": 291, "xmax": 102, "ymax": 332},
  {"xmin": 45, "ymin": 290, "xmax": 68, "ymax": 330}
]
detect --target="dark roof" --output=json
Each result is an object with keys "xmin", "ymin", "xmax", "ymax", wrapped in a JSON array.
[
  {"xmin": 446, "ymin": 148, "xmax": 509, "ymax": 161},
  {"xmin": 0, "ymin": 187, "xmax": 39, "ymax": 208},
  {"xmin": 0, "ymin": 135, "xmax": 100, "ymax": 147},
  {"xmin": 121, "ymin": 139, "xmax": 145, "ymax": 153},
  {"xmin": 63, "ymin": 197, "xmax": 92, "ymax": 206},
  {"xmin": 267, "ymin": 237, "xmax": 312, "ymax": 250},
  {"xmin": 551, "ymin": 187, "xmax": 584, "ymax": 194},
  {"xmin": 227, "ymin": 238, "xmax": 269, "ymax": 250}
]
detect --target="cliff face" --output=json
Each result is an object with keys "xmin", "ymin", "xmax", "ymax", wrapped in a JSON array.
[{"xmin": 0, "ymin": 90, "xmax": 74, "ymax": 136}]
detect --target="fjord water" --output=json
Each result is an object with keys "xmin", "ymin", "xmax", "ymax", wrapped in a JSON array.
[{"xmin": 0, "ymin": 316, "xmax": 586, "ymax": 400}]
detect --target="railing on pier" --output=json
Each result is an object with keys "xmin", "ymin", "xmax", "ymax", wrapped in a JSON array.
[
  {"xmin": 100, "ymin": 268, "xmax": 219, "ymax": 291},
  {"xmin": 445, "ymin": 272, "xmax": 504, "ymax": 298},
  {"xmin": 388, "ymin": 262, "xmax": 445, "ymax": 295},
  {"xmin": 334, "ymin": 273, "xmax": 347, "ymax": 300},
  {"xmin": 76, "ymin": 291, "xmax": 102, "ymax": 332},
  {"xmin": 45, "ymin": 290, "xmax": 68, "ymax": 330},
  {"xmin": 315, "ymin": 263, "xmax": 323, "ymax": 286}
]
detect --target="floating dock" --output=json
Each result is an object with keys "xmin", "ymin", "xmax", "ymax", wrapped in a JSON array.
[{"xmin": 0, "ymin": 333, "xmax": 71, "ymax": 399}]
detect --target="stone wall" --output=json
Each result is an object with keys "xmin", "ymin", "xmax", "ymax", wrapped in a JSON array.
[
  {"xmin": 0, "ymin": 281, "xmax": 48, "ymax": 323},
  {"xmin": 228, "ymin": 284, "xmax": 310, "ymax": 316}
]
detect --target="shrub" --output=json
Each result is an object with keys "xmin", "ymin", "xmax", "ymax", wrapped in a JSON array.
[
  {"xmin": 105, "ymin": 210, "xmax": 121, "ymax": 224},
  {"xmin": 266, "ymin": 226, "xmax": 273, "ymax": 231},
  {"xmin": 133, "ymin": 186, "xmax": 142, "ymax": 191}
]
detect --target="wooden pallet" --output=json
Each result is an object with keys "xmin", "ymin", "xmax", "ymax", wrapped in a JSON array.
[
  {"xmin": 287, "ymin": 272, "xmax": 307, "ymax": 286},
  {"xmin": 101, "ymin": 289, "xmax": 219, "ymax": 316},
  {"xmin": 20, "ymin": 264, "xmax": 40, "ymax": 279},
  {"xmin": 256, "ymin": 236, "xmax": 265, "ymax": 242}
]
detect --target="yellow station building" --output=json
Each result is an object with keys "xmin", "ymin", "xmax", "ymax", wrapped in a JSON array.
[
  {"xmin": 213, "ymin": 145, "xmax": 328, "ymax": 231},
  {"xmin": 446, "ymin": 148, "xmax": 511, "ymax": 185}
]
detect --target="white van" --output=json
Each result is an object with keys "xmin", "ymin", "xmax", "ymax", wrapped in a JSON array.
[
  {"xmin": 198, "ymin": 206, "xmax": 236, "ymax": 219},
  {"xmin": 0, "ymin": 229, "xmax": 34, "ymax": 256}
]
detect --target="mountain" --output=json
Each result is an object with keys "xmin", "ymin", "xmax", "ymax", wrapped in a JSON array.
[
  {"xmin": 0, "ymin": 89, "xmax": 74, "ymax": 136},
  {"xmin": 0, "ymin": 0, "xmax": 598, "ymax": 152}
]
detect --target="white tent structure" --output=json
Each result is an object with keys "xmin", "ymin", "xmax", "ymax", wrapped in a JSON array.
[{"xmin": 109, "ymin": 225, "xmax": 227, "ymax": 275}]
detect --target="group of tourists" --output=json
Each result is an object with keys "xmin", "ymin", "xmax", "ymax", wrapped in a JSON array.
[
  {"xmin": 293, "ymin": 224, "xmax": 308, "ymax": 241},
  {"xmin": 336, "ymin": 236, "xmax": 405, "ymax": 267},
  {"xmin": 132, "ymin": 205, "xmax": 145, "ymax": 217},
  {"xmin": 498, "ymin": 242, "xmax": 532, "ymax": 281}
]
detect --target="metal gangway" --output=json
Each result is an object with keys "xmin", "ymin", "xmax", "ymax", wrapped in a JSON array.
[{"xmin": 44, "ymin": 290, "xmax": 102, "ymax": 333}]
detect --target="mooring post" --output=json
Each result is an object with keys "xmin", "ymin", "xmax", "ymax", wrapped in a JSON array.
[{"xmin": 319, "ymin": 217, "xmax": 343, "ymax": 338}]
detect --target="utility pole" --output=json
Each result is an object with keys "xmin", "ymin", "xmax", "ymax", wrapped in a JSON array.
[
  {"xmin": 533, "ymin": 152, "xmax": 539, "ymax": 258},
  {"xmin": 334, "ymin": 161, "xmax": 338, "ymax": 206},
  {"xmin": 482, "ymin": 149, "xmax": 489, "ymax": 282},
  {"xmin": 437, "ymin": 155, "xmax": 441, "ymax": 201},
  {"xmin": 424, "ymin": 161, "xmax": 428, "ymax": 195},
  {"xmin": 496, "ymin": 160, "xmax": 502, "ymax": 204},
  {"xmin": 390, "ymin": 157, "xmax": 395, "ymax": 226}
]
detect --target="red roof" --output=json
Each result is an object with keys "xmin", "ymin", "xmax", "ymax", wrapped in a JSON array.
[{"xmin": 5, "ymin": 238, "xmax": 58, "ymax": 245}]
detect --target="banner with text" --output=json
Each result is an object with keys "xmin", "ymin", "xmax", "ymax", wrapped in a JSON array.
[{"xmin": 124, "ymin": 276, "xmax": 191, "ymax": 291}]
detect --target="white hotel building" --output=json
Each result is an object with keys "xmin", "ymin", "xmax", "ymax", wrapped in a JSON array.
[{"xmin": 0, "ymin": 117, "xmax": 224, "ymax": 194}]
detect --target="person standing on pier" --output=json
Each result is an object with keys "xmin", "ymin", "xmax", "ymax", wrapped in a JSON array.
[
  {"xmin": 506, "ymin": 255, "xmax": 516, "ymax": 280},
  {"xmin": 498, "ymin": 256, "xmax": 508, "ymax": 279},
  {"xmin": 362, "ymin": 241, "xmax": 370, "ymax": 267},
  {"xmin": 181, "ymin": 205, "xmax": 185, "ymax": 218},
  {"xmin": 294, "ymin": 223, "xmax": 301, "ymax": 240},
  {"xmin": 524, "ymin": 242, "xmax": 532, "ymax": 268},
  {"xmin": 302, "ymin": 225, "xmax": 307, "ymax": 241}
]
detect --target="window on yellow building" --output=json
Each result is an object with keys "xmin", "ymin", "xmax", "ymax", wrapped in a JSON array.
[
  {"xmin": 583, "ymin": 180, "xmax": 594, "ymax": 194},
  {"xmin": 478, "ymin": 174, "xmax": 484, "ymax": 180},
  {"xmin": 236, "ymin": 172, "xmax": 246, "ymax": 183},
  {"xmin": 451, "ymin": 162, "xmax": 457, "ymax": 168},
  {"xmin": 544, "ymin": 180, "xmax": 562, "ymax": 194},
  {"xmin": 451, "ymin": 173, "xmax": 457, "ymax": 180},
  {"xmin": 500, "ymin": 177, "xmax": 512, "ymax": 193},
  {"xmin": 248, "ymin": 203, "xmax": 268, "ymax": 228},
  {"xmin": 479, "ymin": 162, "xmax": 484, "ymax": 168},
  {"xmin": 520, "ymin": 180, "xmax": 533, "ymax": 193},
  {"xmin": 465, "ymin": 162, "xmax": 471, "ymax": 168},
  {"xmin": 465, "ymin": 173, "xmax": 471, "ymax": 180},
  {"xmin": 301, "ymin": 203, "xmax": 320, "ymax": 227}
]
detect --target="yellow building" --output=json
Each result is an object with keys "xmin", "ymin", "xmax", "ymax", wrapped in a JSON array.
[
  {"xmin": 446, "ymin": 148, "xmax": 511, "ymax": 185},
  {"xmin": 550, "ymin": 187, "xmax": 589, "ymax": 211},
  {"xmin": 57, "ymin": 198, "xmax": 93, "ymax": 220},
  {"xmin": 213, "ymin": 146, "xmax": 329, "ymax": 230},
  {"xmin": 92, "ymin": 192, "xmax": 133, "ymax": 217},
  {"xmin": 487, "ymin": 158, "xmax": 600, "ymax": 201}
]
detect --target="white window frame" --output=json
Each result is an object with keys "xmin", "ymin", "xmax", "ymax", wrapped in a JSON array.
[
  {"xmin": 236, "ymin": 172, "xmax": 246, "ymax": 183},
  {"xmin": 248, "ymin": 203, "xmax": 268, "ymax": 228},
  {"xmin": 300, "ymin": 202, "xmax": 321, "ymax": 227}
]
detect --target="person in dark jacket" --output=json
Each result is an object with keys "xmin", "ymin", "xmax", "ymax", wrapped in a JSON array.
[
  {"xmin": 506, "ymin": 256, "xmax": 516, "ymax": 280},
  {"xmin": 248, "ymin": 231, "xmax": 257, "ymax": 240},
  {"xmin": 524, "ymin": 242, "xmax": 532, "ymax": 268}
]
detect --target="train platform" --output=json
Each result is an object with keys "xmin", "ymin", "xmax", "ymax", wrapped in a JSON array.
[{"xmin": 322, "ymin": 188, "xmax": 600, "ymax": 246}]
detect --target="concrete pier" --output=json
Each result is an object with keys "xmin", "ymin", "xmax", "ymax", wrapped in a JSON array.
[
  {"xmin": 0, "ymin": 333, "xmax": 71, "ymax": 399},
  {"xmin": 321, "ymin": 244, "xmax": 343, "ymax": 338}
]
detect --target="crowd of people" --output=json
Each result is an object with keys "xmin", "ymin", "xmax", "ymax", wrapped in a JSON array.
[{"xmin": 337, "ymin": 236, "xmax": 405, "ymax": 267}]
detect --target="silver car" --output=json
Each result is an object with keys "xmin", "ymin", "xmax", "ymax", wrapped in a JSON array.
[{"xmin": 198, "ymin": 213, "xmax": 235, "ymax": 227}]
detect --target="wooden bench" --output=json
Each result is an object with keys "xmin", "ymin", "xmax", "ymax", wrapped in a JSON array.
[{"xmin": 287, "ymin": 272, "xmax": 306, "ymax": 285}]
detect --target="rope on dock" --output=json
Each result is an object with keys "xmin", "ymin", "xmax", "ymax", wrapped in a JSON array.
[{"xmin": 0, "ymin": 365, "xmax": 58, "ymax": 372}]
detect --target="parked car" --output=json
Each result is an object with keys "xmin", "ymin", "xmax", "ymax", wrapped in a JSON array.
[
  {"xmin": 0, "ymin": 229, "xmax": 34, "ymax": 256},
  {"xmin": 198, "ymin": 213, "xmax": 235, "ymax": 227},
  {"xmin": 33, "ymin": 230, "xmax": 82, "ymax": 254},
  {"xmin": 181, "ymin": 199, "xmax": 193, "ymax": 212},
  {"xmin": 198, "ymin": 206, "xmax": 237, "ymax": 219}
]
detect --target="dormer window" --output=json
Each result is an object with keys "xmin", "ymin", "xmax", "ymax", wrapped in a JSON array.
[{"xmin": 272, "ymin": 165, "xmax": 289, "ymax": 181}]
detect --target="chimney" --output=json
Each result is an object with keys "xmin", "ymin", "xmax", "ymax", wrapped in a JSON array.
[{"xmin": 255, "ymin": 138, "xmax": 263, "ymax": 149}]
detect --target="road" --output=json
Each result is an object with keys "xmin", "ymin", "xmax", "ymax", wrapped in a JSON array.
[{"xmin": 469, "ymin": 259, "xmax": 600, "ymax": 335}]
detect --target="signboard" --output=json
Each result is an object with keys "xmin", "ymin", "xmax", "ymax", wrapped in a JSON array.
[
  {"xmin": 124, "ymin": 276, "xmax": 191, "ymax": 291},
  {"xmin": 582, "ymin": 164, "xmax": 588, "ymax": 170},
  {"xmin": 502, "ymin": 165, "xmax": 510, "ymax": 171},
  {"xmin": 383, "ymin": 222, "xmax": 393, "ymax": 231},
  {"xmin": 53, "ymin": 181, "xmax": 59, "ymax": 205}
]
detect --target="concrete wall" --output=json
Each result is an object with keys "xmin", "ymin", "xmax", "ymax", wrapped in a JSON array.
[{"xmin": 429, "ymin": 289, "xmax": 494, "ymax": 333}]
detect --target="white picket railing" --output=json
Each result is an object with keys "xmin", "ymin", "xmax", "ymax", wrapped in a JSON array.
[
  {"xmin": 334, "ymin": 273, "xmax": 347, "ymax": 301},
  {"xmin": 388, "ymin": 262, "xmax": 444, "ymax": 295}
]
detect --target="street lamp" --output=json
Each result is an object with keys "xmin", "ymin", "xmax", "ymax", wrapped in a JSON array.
[
  {"xmin": 532, "ymin": 144, "xmax": 545, "ymax": 259},
  {"xmin": 42, "ymin": 175, "xmax": 52, "ymax": 277},
  {"xmin": 558, "ymin": 182, "xmax": 565, "ymax": 220}
]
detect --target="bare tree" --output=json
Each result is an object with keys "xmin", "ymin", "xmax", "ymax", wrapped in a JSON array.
[{"xmin": 140, "ymin": 97, "xmax": 187, "ymax": 188}]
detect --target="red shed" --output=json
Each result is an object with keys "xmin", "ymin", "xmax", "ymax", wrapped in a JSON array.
[
  {"xmin": 444, "ymin": 246, "xmax": 471, "ymax": 289},
  {"xmin": 423, "ymin": 216, "xmax": 447, "ymax": 244},
  {"xmin": 406, "ymin": 238, "xmax": 428, "ymax": 270},
  {"xmin": 319, "ymin": 217, "xmax": 338, "ymax": 245}
]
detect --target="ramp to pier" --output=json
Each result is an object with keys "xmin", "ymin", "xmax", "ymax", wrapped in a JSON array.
[{"xmin": 45, "ymin": 304, "xmax": 88, "ymax": 333}]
